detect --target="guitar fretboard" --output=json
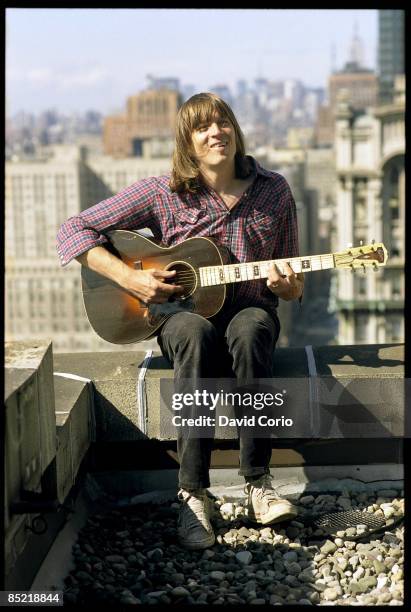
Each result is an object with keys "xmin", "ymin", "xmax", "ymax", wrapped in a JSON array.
[{"xmin": 199, "ymin": 254, "xmax": 335, "ymax": 287}]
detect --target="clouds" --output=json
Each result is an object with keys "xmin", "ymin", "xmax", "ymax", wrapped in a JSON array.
[
  {"xmin": 6, "ymin": 8, "xmax": 378, "ymax": 114},
  {"xmin": 9, "ymin": 64, "xmax": 111, "ymax": 89}
]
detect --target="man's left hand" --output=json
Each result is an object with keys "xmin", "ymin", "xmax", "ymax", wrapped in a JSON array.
[{"xmin": 267, "ymin": 262, "xmax": 304, "ymax": 301}]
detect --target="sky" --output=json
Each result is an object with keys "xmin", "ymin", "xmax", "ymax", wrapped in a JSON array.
[{"xmin": 6, "ymin": 8, "xmax": 378, "ymax": 116}]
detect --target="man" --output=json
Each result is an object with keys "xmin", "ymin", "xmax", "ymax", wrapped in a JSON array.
[{"xmin": 57, "ymin": 92, "xmax": 304, "ymax": 550}]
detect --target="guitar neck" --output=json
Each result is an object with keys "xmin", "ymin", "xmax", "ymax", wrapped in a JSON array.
[{"xmin": 199, "ymin": 253, "xmax": 335, "ymax": 287}]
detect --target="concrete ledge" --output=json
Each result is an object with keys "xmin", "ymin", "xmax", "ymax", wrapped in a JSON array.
[
  {"xmin": 54, "ymin": 351, "xmax": 150, "ymax": 441},
  {"xmin": 5, "ymin": 341, "xmax": 57, "ymax": 526},
  {"xmin": 55, "ymin": 343, "xmax": 405, "ymax": 442},
  {"xmin": 54, "ymin": 377, "xmax": 92, "ymax": 503}
]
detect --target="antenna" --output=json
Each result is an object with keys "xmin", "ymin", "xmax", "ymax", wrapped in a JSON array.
[{"xmin": 331, "ymin": 42, "xmax": 337, "ymax": 73}]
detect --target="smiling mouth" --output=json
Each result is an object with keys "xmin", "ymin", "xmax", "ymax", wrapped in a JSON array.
[{"xmin": 211, "ymin": 142, "xmax": 227, "ymax": 149}]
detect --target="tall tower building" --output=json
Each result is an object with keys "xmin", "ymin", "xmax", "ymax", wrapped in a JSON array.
[
  {"xmin": 378, "ymin": 10, "xmax": 405, "ymax": 104},
  {"xmin": 315, "ymin": 27, "xmax": 378, "ymax": 147},
  {"xmin": 349, "ymin": 22, "xmax": 365, "ymax": 67}
]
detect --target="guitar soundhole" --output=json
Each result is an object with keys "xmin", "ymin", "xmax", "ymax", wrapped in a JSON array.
[{"xmin": 166, "ymin": 261, "xmax": 197, "ymax": 300}]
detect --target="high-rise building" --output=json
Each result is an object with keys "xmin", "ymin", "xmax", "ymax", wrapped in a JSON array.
[
  {"xmin": 146, "ymin": 75, "xmax": 180, "ymax": 91},
  {"xmin": 378, "ymin": 10, "xmax": 405, "ymax": 104},
  {"xmin": 315, "ymin": 28, "xmax": 378, "ymax": 146},
  {"xmin": 5, "ymin": 144, "xmax": 171, "ymax": 352},
  {"xmin": 103, "ymin": 89, "xmax": 182, "ymax": 157},
  {"xmin": 208, "ymin": 85, "xmax": 233, "ymax": 107},
  {"xmin": 331, "ymin": 77, "xmax": 404, "ymax": 344}
]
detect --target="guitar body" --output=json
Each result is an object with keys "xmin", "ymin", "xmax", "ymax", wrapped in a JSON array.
[{"xmin": 81, "ymin": 230, "xmax": 233, "ymax": 344}]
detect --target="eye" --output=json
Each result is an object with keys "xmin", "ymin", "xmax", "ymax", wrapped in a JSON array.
[
  {"xmin": 197, "ymin": 125, "xmax": 208, "ymax": 132},
  {"xmin": 220, "ymin": 120, "xmax": 230, "ymax": 127}
]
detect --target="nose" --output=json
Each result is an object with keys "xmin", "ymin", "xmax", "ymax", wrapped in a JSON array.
[{"xmin": 209, "ymin": 122, "xmax": 223, "ymax": 135}]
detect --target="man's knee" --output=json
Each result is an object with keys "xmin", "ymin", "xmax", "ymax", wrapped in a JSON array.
[
  {"xmin": 162, "ymin": 312, "xmax": 218, "ymax": 348},
  {"xmin": 226, "ymin": 307, "xmax": 279, "ymax": 344}
]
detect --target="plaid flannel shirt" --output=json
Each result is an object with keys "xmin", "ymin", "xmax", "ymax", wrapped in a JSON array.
[{"xmin": 56, "ymin": 156, "xmax": 300, "ymax": 319}]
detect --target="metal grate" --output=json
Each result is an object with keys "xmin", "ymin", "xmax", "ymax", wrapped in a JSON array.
[{"xmin": 302, "ymin": 510, "xmax": 393, "ymax": 539}]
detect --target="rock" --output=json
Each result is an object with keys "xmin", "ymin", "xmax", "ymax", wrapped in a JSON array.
[
  {"xmin": 377, "ymin": 592, "xmax": 393, "ymax": 604},
  {"xmin": 236, "ymin": 551, "xmax": 253, "ymax": 565},
  {"xmin": 323, "ymin": 587, "xmax": 339, "ymax": 601},
  {"xmin": 337, "ymin": 496, "xmax": 352, "ymax": 510},
  {"xmin": 202, "ymin": 549, "xmax": 215, "ymax": 559},
  {"xmin": 342, "ymin": 527, "xmax": 356, "ymax": 539},
  {"xmin": 105, "ymin": 554, "xmax": 125, "ymax": 563},
  {"xmin": 335, "ymin": 557, "xmax": 348, "ymax": 572},
  {"xmin": 283, "ymin": 551, "xmax": 298, "ymax": 563},
  {"xmin": 377, "ymin": 575, "xmax": 389, "ymax": 590},
  {"xmin": 238, "ymin": 527, "xmax": 252, "ymax": 537},
  {"xmin": 382, "ymin": 506, "xmax": 396, "ymax": 519},
  {"xmin": 314, "ymin": 494, "xmax": 336, "ymax": 505},
  {"xmin": 299, "ymin": 495, "xmax": 315, "ymax": 506},
  {"xmin": 171, "ymin": 586, "xmax": 190, "ymax": 597},
  {"xmin": 147, "ymin": 591, "xmax": 167, "ymax": 598},
  {"xmin": 284, "ymin": 561, "xmax": 301, "ymax": 575},
  {"xmin": 259, "ymin": 527, "xmax": 273, "ymax": 538},
  {"xmin": 320, "ymin": 541, "xmax": 337, "ymax": 555},
  {"xmin": 353, "ymin": 566, "xmax": 365, "ymax": 580},
  {"xmin": 270, "ymin": 594, "xmax": 285, "ymax": 604},
  {"xmin": 356, "ymin": 576, "xmax": 377, "ymax": 592},
  {"xmin": 147, "ymin": 548, "xmax": 163, "ymax": 561},
  {"xmin": 210, "ymin": 571, "xmax": 226, "ymax": 581},
  {"xmin": 220, "ymin": 502, "xmax": 234, "ymax": 515},
  {"xmin": 119, "ymin": 595, "xmax": 141, "ymax": 604},
  {"xmin": 75, "ymin": 571, "xmax": 92, "ymax": 583},
  {"xmin": 171, "ymin": 573, "xmax": 185, "ymax": 585}
]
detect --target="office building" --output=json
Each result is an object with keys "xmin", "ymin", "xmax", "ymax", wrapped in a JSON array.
[
  {"xmin": 378, "ymin": 10, "xmax": 405, "ymax": 104},
  {"xmin": 332, "ymin": 77, "xmax": 404, "ymax": 344}
]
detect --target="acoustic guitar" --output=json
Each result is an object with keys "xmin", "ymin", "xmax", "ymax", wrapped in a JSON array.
[{"xmin": 81, "ymin": 230, "xmax": 388, "ymax": 344}]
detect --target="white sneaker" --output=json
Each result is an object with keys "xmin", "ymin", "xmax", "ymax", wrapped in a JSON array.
[
  {"xmin": 245, "ymin": 474, "xmax": 298, "ymax": 525},
  {"xmin": 177, "ymin": 488, "xmax": 215, "ymax": 550}
]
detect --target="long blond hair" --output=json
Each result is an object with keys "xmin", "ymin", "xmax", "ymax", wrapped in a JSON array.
[{"xmin": 170, "ymin": 92, "xmax": 250, "ymax": 193}]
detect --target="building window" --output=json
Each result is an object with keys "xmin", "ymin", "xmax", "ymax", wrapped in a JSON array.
[
  {"xmin": 386, "ymin": 317, "xmax": 403, "ymax": 342},
  {"xmin": 354, "ymin": 314, "xmax": 368, "ymax": 343},
  {"xmin": 389, "ymin": 197, "xmax": 399, "ymax": 220},
  {"xmin": 357, "ymin": 277, "xmax": 367, "ymax": 296},
  {"xmin": 392, "ymin": 274, "xmax": 402, "ymax": 297}
]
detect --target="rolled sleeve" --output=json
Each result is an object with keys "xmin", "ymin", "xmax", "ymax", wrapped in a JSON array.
[{"xmin": 56, "ymin": 176, "xmax": 159, "ymax": 266}]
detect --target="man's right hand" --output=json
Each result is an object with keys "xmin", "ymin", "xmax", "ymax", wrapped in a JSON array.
[{"xmin": 122, "ymin": 268, "xmax": 184, "ymax": 304}]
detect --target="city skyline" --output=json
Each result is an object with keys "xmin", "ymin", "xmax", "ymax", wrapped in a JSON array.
[{"xmin": 6, "ymin": 8, "xmax": 377, "ymax": 115}]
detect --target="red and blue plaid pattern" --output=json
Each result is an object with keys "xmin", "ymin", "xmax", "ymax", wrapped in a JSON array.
[{"xmin": 56, "ymin": 157, "xmax": 299, "ymax": 316}]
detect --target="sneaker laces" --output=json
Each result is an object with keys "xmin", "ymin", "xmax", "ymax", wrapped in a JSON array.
[
  {"xmin": 178, "ymin": 489, "xmax": 212, "ymax": 532},
  {"xmin": 244, "ymin": 474, "xmax": 281, "ymax": 502}
]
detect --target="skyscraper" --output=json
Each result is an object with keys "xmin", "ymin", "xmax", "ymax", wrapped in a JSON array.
[{"xmin": 378, "ymin": 10, "xmax": 405, "ymax": 104}]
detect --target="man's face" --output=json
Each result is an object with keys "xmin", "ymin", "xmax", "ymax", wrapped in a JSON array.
[{"xmin": 191, "ymin": 112, "xmax": 236, "ymax": 169}]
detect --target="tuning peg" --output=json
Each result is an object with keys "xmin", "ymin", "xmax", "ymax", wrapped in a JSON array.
[
  {"xmin": 347, "ymin": 242, "xmax": 353, "ymax": 248},
  {"xmin": 362, "ymin": 264, "xmax": 366, "ymax": 273},
  {"xmin": 373, "ymin": 263, "xmax": 378, "ymax": 271},
  {"xmin": 360, "ymin": 240, "xmax": 363, "ymax": 246},
  {"xmin": 371, "ymin": 239, "xmax": 375, "ymax": 244}
]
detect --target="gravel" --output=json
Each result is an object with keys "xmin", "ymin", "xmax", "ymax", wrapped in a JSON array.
[{"xmin": 63, "ymin": 488, "xmax": 404, "ymax": 606}]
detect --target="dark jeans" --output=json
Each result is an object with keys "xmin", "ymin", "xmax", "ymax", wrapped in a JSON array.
[{"xmin": 157, "ymin": 305, "xmax": 280, "ymax": 490}]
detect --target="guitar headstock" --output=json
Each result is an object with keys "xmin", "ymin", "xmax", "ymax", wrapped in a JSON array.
[{"xmin": 334, "ymin": 242, "xmax": 388, "ymax": 270}]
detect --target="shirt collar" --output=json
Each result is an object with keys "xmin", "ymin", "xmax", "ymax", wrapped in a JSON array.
[{"xmin": 246, "ymin": 155, "xmax": 273, "ymax": 179}]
